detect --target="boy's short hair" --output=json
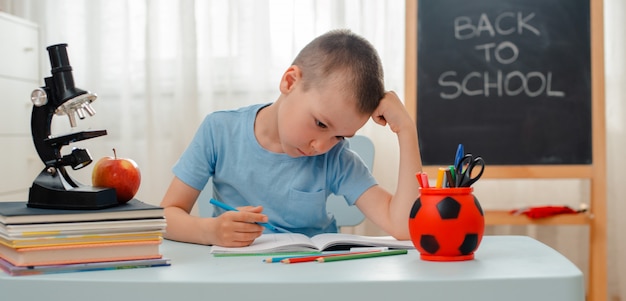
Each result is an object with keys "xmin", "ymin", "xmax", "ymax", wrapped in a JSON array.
[{"xmin": 292, "ymin": 29, "xmax": 384, "ymax": 115}]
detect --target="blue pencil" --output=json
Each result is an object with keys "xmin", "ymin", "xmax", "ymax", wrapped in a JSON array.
[{"xmin": 209, "ymin": 198, "xmax": 286, "ymax": 233}]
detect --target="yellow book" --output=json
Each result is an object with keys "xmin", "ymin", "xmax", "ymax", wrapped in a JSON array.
[{"xmin": 0, "ymin": 231, "xmax": 162, "ymax": 248}]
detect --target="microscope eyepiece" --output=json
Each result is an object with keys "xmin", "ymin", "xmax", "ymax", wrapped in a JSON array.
[{"xmin": 47, "ymin": 43, "xmax": 73, "ymax": 74}]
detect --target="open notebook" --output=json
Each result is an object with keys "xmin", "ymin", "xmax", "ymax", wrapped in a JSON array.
[{"xmin": 210, "ymin": 233, "xmax": 415, "ymax": 254}]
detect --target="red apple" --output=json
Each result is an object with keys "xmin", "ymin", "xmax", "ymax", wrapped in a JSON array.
[{"xmin": 92, "ymin": 148, "xmax": 141, "ymax": 204}]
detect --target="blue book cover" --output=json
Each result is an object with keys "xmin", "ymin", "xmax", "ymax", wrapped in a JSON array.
[{"xmin": 0, "ymin": 256, "xmax": 170, "ymax": 276}]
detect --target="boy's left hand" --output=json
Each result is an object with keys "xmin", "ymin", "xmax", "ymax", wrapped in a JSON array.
[
  {"xmin": 361, "ymin": 91, "xmax": 421, "ymax": 239},
  {"xmin": 371, "ymin": 91, "xmax": 414, "ymax": 133}
]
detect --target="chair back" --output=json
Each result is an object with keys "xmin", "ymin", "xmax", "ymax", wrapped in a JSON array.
[{"xmin": 325, "ymin": 135, "xmax": 374, "ymax": 227}]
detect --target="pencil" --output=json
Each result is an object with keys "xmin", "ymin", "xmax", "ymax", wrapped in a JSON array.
[
  {"xmin": 209, "ymin": 198, "xmax": 287, "ymax": 233},
  {"xmin": 263, "ymin": 253, "xmax": 322, "ymax": 263},
  {"xmin": 263, "ymin": 250, "xmax": 358, "ymax": 263},
  {"xmin": 280, "ymin": 250, "xmax": 381, "ymax": 264},
  {"xmin": 316, "ymin": 249, "xmax": 408, "ymax": 263},
  {"xmin": 263, "ymin": 251, "xmax": 322, "ymax": 263}
]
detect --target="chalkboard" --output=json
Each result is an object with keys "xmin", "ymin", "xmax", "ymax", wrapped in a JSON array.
[{"xmin": 416, "ymin": 0, "xmax": 591, "ymax": 165}]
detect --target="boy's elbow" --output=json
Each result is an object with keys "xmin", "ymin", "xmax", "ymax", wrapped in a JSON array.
[
  {"xmin": 389, "ymin": 229, "xmax": 411, "ymax": 241},
  {"xmin": 383, "ymin": 221, "xmax": 411, "ymax": 240}
]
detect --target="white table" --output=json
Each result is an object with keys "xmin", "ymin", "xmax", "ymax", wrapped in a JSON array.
[{"xmin": 0, "ymin": 235, "xmax": 584, "ymax": 301}]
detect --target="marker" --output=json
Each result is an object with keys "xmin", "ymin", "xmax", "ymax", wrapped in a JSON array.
[
  {"xmin": 416, "ymin": 172, "xmax": 425, "ymax": 188},
  {"xmin": 418, "ymin": 172, "xmax": 430, "ymax": 188},
  {"xmin": 209, "ymin": 198, "xmax": 285, "ymax": 233},
  {"xmin": 436, "ymin": 168, "xmax": 446, "ymax": 188},
  {"xmin": 445, "ymin": 168, "xmax": 455, "ymax": 188},
  {"xmin": 316, "ymin": 249, "xmax": 408, "ymax": 263},
  {"xmin": 448, "ymin": 165, "xmax": 456, "ymax": 185}
]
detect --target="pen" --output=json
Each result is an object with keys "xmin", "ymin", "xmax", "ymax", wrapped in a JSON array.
[
  {"xmin": 454, "ymin": 144, "xmax": 465, "ymax": 167},
  {"xmin": 209, "ymin": 198, "xmax": 284, "ymax": 233},
  {"xmin": 316, "ymin": 249, "xmax": 408, "ymax": 263}
]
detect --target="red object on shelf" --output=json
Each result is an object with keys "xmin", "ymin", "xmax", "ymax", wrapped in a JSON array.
[{"xmin": 510, "ymin": 206, "xmax": 580, "ymax": 219}]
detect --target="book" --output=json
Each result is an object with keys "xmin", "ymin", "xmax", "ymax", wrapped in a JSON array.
[
  {"xmin": 0, "ymin": 240, "xmax": 162, "ymax": 266},
  {"xmin": 0, "ymin": 256, "xmax": 171, "ymax": 276},
  {"xmin": 0, "ymin": 230, "xmax": 163, "ymax": 248},
  {"xmin": 209, "ymin": 233, "xmax": 415, "ymax": 255},
  {"xmin": 0, "ymin": 218, "xmax": 166, "ymax": 238},
  {"xmin": 0, "ymin": 199, "xmax": 163, "ymax": 224}
]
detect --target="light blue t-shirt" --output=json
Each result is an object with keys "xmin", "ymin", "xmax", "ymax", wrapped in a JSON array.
[{"xmin": 172, "ymin": 103, "xmax": 377, "ymax": 236}]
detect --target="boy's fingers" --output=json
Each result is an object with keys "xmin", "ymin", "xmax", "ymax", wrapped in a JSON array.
[
  {"xmin": 229, "ymin": 210, "xmax": 268, "ymax": 224},
  {"xmin": 237, "ymin": 205, "xmax": 263, "ymax": 212},
  {"xmin": 372, "ymin": 114, "xmax": 387, "ymax": 126}
]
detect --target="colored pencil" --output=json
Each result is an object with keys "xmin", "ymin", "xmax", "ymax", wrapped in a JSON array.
[
  {"xmin": 280, "ymin": 250, "xmax": 381, "ymax": 264},
  {"xmin": 316, "ymin": 249, "xmax": 408, "ymax": 263},
  {"xmin": 262, "ymin": 252, "xmax": 327, "ymax": 263},
  {"xmin": 264, "ymin": 250, "xmax": 363, "ymax": 263}
]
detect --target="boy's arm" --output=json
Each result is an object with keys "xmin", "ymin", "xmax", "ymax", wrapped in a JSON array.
[
  {"xmin": 160, "ymin": 177, "xmax": 267, "ymax": 246},
  {"xmin": 356, "ymin": 91, "xmax": 422, "ymax": 239}
]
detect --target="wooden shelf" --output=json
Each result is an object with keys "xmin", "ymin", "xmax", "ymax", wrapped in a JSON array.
[
  {"xmin": 485, "ymin": 210, "xmax": 591, "ymax": 226},
  {"xmin": 422, "ymin": 165, "xmax": 594, "ymax": 179}
]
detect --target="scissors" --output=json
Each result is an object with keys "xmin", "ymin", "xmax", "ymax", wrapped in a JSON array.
[{"xmin": 454, "ymin": 154, "xmax": 485, "ymax": 187}]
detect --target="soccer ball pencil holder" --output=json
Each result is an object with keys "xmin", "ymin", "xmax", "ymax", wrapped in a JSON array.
[{"xmin": 408, "ymin": 187, "xmax": 485, "ymax": 261}]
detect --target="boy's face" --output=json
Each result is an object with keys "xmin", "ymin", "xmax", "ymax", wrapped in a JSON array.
[{"xmin": 277, "ymin": 68, "xmax": 369, "ymax": 157}]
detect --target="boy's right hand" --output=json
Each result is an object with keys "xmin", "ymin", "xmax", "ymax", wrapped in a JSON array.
[{"xmin": 210, "ymin": 206, "xmax": 267, "ymax": 247}]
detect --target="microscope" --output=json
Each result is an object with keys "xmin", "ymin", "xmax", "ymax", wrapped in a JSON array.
[{"xmin": 27, "ymin": 44, "xmax": 118, "ymax": 210}]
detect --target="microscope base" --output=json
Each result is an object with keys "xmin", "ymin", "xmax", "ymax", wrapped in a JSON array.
[{"xmin": 28, "ymin": 182, "xmax": 118, "ymax": 210}]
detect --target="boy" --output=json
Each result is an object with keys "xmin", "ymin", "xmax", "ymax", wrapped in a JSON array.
[{"xmin": 160, "ymin": 29, "xmax": 421, "ymax": 247}]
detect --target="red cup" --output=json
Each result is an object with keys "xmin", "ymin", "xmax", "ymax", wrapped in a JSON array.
[{"xmin": 408, "ymin": 187, "xmax": 485, "ymax": 261}]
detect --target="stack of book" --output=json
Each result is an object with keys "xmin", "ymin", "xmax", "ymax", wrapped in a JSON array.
[{"xmin": 0, "ymin": 199, "xmax": 169, "ymax": 276}]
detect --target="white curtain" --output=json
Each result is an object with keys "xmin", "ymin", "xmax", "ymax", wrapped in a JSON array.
[
  {"xmin": 2, "ymin": 0, "xmax": 405, "ymax": 209},
  {"xmin": 2, "ymin": 0, "xmax": 625, "ymax": 298},
  {"xmin": 604, "ymin": 0, "xmax": 626, "ymax": 298}
]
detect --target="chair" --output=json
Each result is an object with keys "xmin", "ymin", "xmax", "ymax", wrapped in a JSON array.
[
  {"xmin": 197, "ymin": 135, "xmax": 375, "ymax": 229},
  {"xmin": 325, "ymin": 135, "xmax": 374, "ymax": 227}
]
